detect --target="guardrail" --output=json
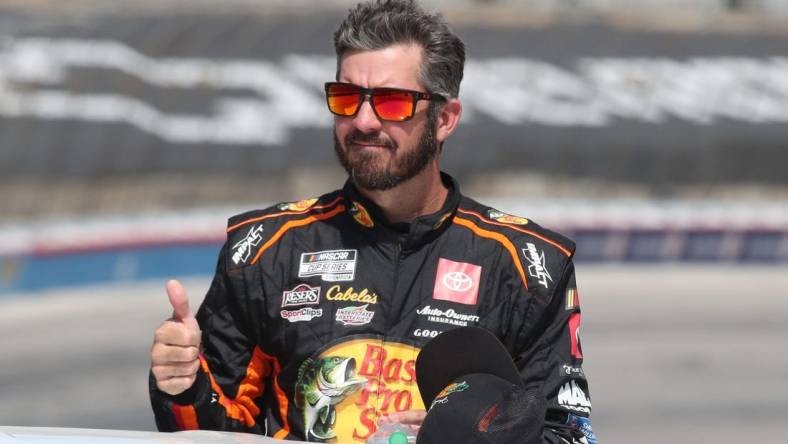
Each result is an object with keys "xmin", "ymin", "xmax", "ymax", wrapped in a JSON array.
[{"xmin": 1, "ymin": 200, "xmax": 785, "ymax": 293}]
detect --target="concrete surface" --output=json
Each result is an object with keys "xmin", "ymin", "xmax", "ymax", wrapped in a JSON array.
[{"xmin": 1, "ymin": 265, "xmax": 786, "ymax": 442}]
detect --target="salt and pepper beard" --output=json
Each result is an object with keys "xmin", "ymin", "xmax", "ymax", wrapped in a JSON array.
[{"xmin": 333, "ymin": 108, "xmax": 439, "ymax": 191}]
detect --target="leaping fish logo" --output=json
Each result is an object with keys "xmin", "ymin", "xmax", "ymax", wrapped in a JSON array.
[{"xmin": 294, "ymin": 356, "xmax": 367, "ymax": 442}]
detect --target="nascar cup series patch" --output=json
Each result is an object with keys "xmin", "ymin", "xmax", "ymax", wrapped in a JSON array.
[
  {"xmin": 294, "ymin": 338, "xmax": 423, "ymax": 442},
  {"xmin": 298, "ymin": 249, "xmax": 357, "ymax": 282}
]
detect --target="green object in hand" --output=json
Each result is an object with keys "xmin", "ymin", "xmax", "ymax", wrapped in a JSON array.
[{"xmin": 388, "ymin": 430, "xmax": 409, "ymax": 444}]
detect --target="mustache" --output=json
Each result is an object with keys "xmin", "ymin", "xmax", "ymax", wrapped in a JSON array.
[{"xmin": 344, "ymin": 131, "xmax": 396, "ymax": 150}]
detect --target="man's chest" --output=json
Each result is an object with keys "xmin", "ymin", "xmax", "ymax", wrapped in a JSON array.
[
  {"xmin": 223, "ymin": 221, "xmax": 528, "ymax": 442},
  {"xmin": 255, "ymin": 232, "xmax": 507, "ymax": 348}
]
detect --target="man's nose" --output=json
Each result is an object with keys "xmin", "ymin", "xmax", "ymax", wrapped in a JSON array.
[{"xmin": 352, "ymin": 97, "xmax": 383, "ymax": 133}]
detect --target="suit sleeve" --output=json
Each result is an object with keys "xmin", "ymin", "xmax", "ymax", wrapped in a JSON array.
[
  {"xmin": 149, "ymin": 242, "xmax": 269, "ymax": 434},
  {"xmin": 509, "ymin": 259, "xmax": 598, "ymax": 444}
]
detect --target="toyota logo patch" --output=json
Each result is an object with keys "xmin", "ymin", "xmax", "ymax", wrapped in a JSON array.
[
  {"xmin": 432, "ymin": 258, "xmax": 482, "ymax": 305},
  {"xmin": 442, "ymin": 271, "xmax": 473, "ymax": 292}
]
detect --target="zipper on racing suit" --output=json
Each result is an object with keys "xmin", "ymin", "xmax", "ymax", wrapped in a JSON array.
[{"xmin": 384, "ymin": 240, "xmax": 405, "ymax": 332}]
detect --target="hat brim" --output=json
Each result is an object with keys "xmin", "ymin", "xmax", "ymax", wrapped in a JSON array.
[{"xmin": 416, "ymin": 326, "xmax": 523, "ymax": 408}]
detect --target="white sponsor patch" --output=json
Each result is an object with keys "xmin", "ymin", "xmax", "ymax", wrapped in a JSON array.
[
  {"xmin": 413, "ymin": 328, "xmax": 441, "ymax": 338},
  {"xmin": 280, "ymin": 307, "xmax": 323, "ymax": 323},
  {"xmin": 557, "ymin": 380, "xmax": 592, "ymax": 414},
  {"xmin": 232, "ymin": 225, "xmax": 263, "ymax": 265},
  {"xmin": 281, "ymin": 284, "xmax": 320, "ymax": 307},
  {"xmin": 561, "ymin": 364, "xmax": 586, "ymax": 378},
  {"xmin": 298, "ymin": 249, "xmax": 357, "ymax": 282},
  {"xmin": 335, "ymin": 304, "xmax": 375, "ymax": 326},
  {"xmin": 523, "ymin": 243, "xmax": 553, "ymax": 289},
  {"xmin": 416, "ymin": 305, "xmax": 480, "ymax": 327}
]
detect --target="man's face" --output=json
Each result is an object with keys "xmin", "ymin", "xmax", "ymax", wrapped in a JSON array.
[{"xmin": 333, "ymin": 44, "xmax": 439, "ymax": 191}]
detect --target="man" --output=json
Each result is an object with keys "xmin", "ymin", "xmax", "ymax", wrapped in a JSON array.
[{"xmin": 150, "ymin": 1, "xmax": 595, "ymax": 442}]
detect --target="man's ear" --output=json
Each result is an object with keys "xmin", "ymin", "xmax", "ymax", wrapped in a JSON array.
[{"xmin": 436, "ymin": 98, "xmax": 462, "ymax": 144}]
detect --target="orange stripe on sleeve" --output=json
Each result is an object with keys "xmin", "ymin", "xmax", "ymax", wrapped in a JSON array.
[
  {"xmin": 457, "ymin": 208, "xmax": 573, "ymax": 257},
  {"xmin": 256, "ymin": 349, "xmax": 291, "ymax": 438},
  {"xmin": 172, "ymin": 404, "xmax": 199, "ymax": 430},
  {"xmin": 250, "ymin": 204, "xmax": 346, "ymax": 265},
  {"xmin": 227, "ymin": 197, "xmax": 344, "ymax": 233},
  {"xmin": 199, "ymin": 349, "xmax": 271, "ymax": 428},
  {"xmin": 234, "ymin": 347, "xmax": 271, "ymax": 419},
  {"xmin": 453, "ymin": 216, "xmax": 529, "ymax": 291},
  {"xmin": 196, "ymin": 348, "xmax": 289, "ymax": 433}
]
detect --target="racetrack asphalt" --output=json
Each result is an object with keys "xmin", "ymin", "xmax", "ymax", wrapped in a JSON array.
[{"xmin": 1, "ymin": 265, "xmax": 786, "ymax": 443}]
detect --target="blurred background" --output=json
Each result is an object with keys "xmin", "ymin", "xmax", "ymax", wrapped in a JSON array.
[{"xmin": 0, "ymin": 0, "xmax": 786, "ymax": 442}]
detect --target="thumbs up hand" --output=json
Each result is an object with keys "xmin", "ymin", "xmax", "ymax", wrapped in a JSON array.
[
  {"xmin": 166, "ymin": 279, "xmax": 200, "ymax": 331},
  {"xmin": 151, "ymin": 280, "xmax": 203, "ymax": 396}
]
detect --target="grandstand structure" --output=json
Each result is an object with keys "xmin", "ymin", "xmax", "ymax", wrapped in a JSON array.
[{"xmin": 0, "ymin": 0, "xmax": 786, "ymax": 290}]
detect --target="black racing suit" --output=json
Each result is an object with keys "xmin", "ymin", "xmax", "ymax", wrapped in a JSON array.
[{"xmin": 150, "ymin": 173, "xmax": 596, "ymax": 443}]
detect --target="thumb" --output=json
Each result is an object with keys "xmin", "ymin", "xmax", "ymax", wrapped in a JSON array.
[{"xmin": 166, "ymin": 279, "xmax": 199, "ymax": 330}]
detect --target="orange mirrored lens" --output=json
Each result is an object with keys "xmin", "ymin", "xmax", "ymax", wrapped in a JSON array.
[
  {"xmin": 327, "ymin": 84, "xmax": 361, "ymax": 116},
  {"xmin": 326, "ymin": 84, "xmax": 418, "ymax": 121},
  {"xmin": 372, "ymin": 91, "xmax": 414, "ymax": 121}
]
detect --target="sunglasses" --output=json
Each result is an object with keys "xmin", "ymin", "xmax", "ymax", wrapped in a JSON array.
[{"xmin": 325, "ymin": 82, "xmax": 443, "ymax": 122}]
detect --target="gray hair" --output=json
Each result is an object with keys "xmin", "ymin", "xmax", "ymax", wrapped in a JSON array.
[{"xmin": 333, "ymin": 0, "xmax": 465, "ymax": 99}]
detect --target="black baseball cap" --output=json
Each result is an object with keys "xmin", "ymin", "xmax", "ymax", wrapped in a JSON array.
[{"xmin": 415, "ymin": 327, "xmax": 545, "ymax": 444}]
